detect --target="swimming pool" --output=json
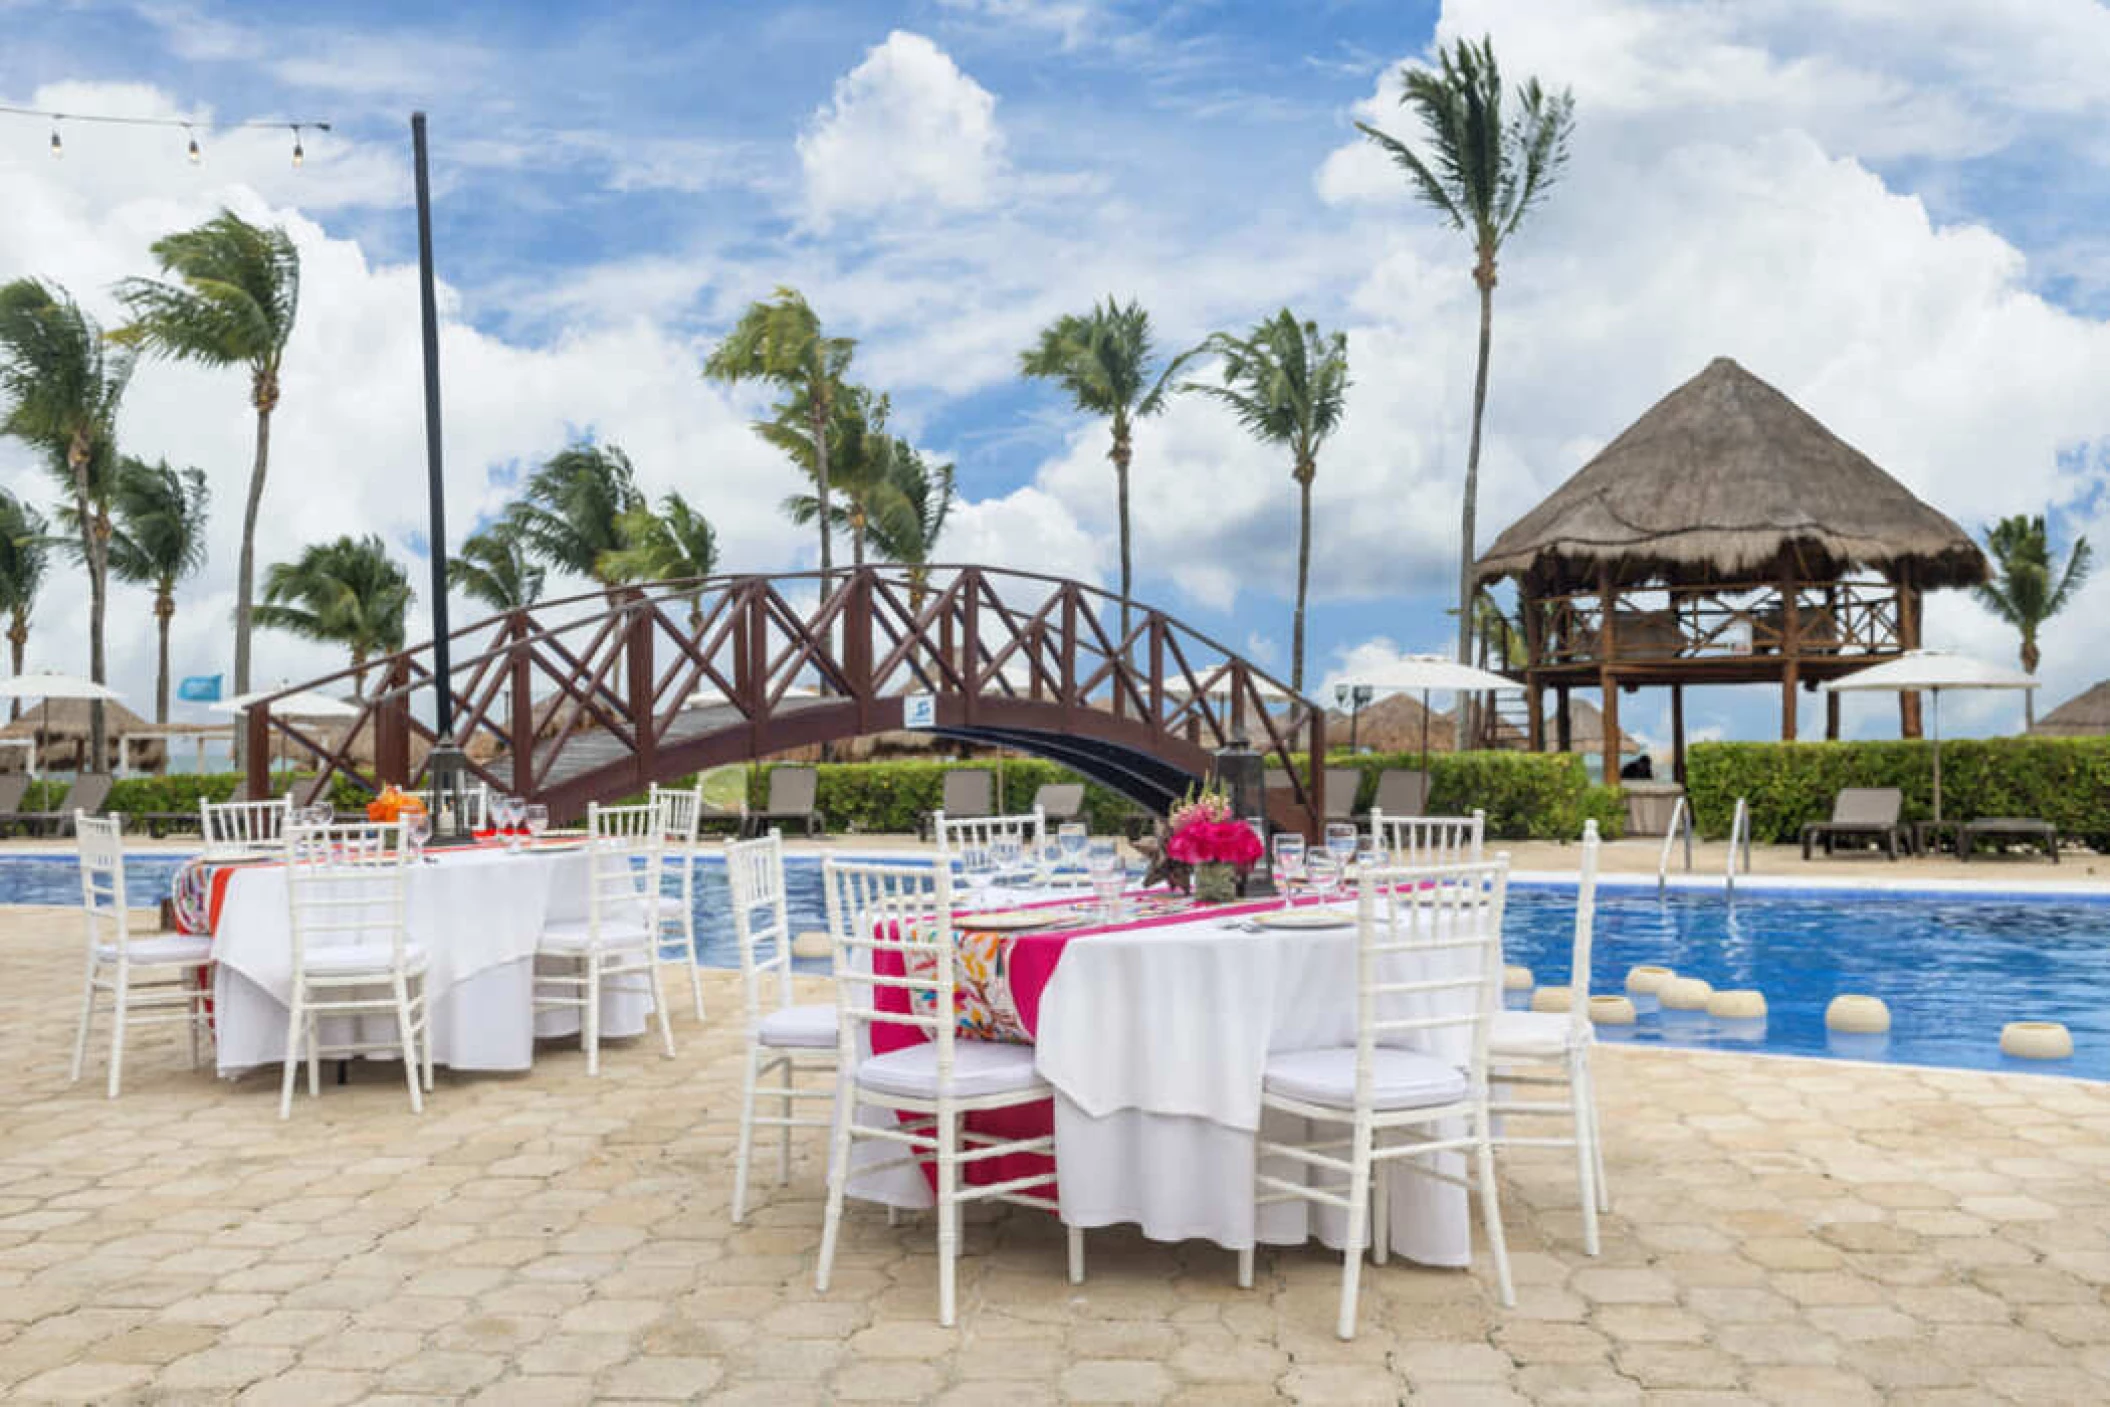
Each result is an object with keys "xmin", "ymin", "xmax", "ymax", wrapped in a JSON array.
[{"xmin": 8, "ymin": 855, "xmax": 2102, "ymax": 1080}]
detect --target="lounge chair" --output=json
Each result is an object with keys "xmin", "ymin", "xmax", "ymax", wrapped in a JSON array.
[
  {"xmin": 1959, "ymin": 817, "xmax": 2058, "ymax": 863},
  {"xmin": 1371, "ymin": 768, "xmax": 1430, "ymax": 819},
  {"xmin": 1032, "ymin": 782, "xmax": 1086, "ymax": 826},
  {"xmin": 920, "ymin": 768, "xmax": 994, "ymax": 841},
  {"xmin": 0, "ymin": 773, "xmax": 113, "ymax": 838},
  {"xmin": 1323, "ymin": 767, "xmax": 1363, "ymax": 825},
  {"xmin": 1800, "ymin": 787, "xmax": 1904, "ymax": 860},
  {"xmin": 746, "ymin": 765, "xmax": 821, "ymax": 838}
]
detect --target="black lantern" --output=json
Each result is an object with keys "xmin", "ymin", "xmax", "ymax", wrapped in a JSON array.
[
  {"xmin": 425, "ymin": 744, "xmax": 473, "ymax": 844},
  {"xmin": 1212, "ymin": 735, "xmax": 1265, "ymax": 827}
]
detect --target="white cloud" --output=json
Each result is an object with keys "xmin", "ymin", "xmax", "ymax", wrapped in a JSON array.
[{"xmin": 796, "ymin": 31, "xmax": 1006, "ymax": 224}]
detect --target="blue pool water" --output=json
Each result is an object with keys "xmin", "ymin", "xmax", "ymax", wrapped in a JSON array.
[{"xmin": 10, "ymin": 855, "xmax": 2103, "ymax": 1080}]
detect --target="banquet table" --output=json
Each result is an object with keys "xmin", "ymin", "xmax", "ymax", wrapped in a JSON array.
[
  {"xmin": 207, "ymin": 842, "xmax": 653, "ymax": 1076},
  {"xmin": 844, "ymin": 883, "xmax": 1471, "ymax": 1267}
]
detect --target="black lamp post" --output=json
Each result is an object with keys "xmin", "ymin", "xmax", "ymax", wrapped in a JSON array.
[
  {"xmin": 1334, "ymin": 684, "xmax": 1373, "ymax": 754},
  {"xmin": 412, "ymin": 112, "xmax": 469, "ymax": 839}
]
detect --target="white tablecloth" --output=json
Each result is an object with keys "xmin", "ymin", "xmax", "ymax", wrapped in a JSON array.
[
  {"xmin": 844, "ymin": 885, "xmax": 1470, "ymax": 1267},
  {"xmin": 210, "ymin": 845, "xmax": 651, "ymax": 1074}
]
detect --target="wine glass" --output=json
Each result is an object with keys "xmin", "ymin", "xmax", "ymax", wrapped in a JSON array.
[
  {"xmin": 1085, "ymin": 837, "xmax": 1123, "ymax": 922},
  {"xmin": 991, "ymin": 832, "xmax": 1024, "ymax": 887},
  {"xmin": 403, "ymin": 809, "xmax": 431, "ymax": 863},
  {"xmin": 959, "ymin": 842, "xmax": 997, "ymax": 910},
  {"xmin": 524, "ymin": 803, "xmax": 549, "ymax": 845},
  {"xmin": 1058, "ymin": 822, "xmax": 1088, "ymax": 875},
  {"xmin": 1355, "ymin": 832, "xmax": 1381, "ymax": 877},
  {"xmin": 1325, "ymin": 822, "xmax": 1359, "ymax": 876},
  {"xmin": 1271, "ymin": 834, "xmax": 1307, "ymax": 910},
  {"xmin": 1305, "ymin": 850, "xmax": 1342, "ymax": 904},
  {"xmin": 496, "ymin": 795, "xmax": 525, "ymax": 850}
]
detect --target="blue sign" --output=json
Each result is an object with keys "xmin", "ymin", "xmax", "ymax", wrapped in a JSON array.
[
  {"xmin": 177, "ymin": 674, "xmax": 222, "ymax": 702},
  {"xmin": 903, "ymin": 693, "xmax": 936, "ymax": 730}
]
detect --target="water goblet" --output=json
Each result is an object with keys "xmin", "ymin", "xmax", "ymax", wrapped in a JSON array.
[
  {"xmin": 1305, "ymin": 850, "xmax": 1342, "ymax": 904},
  {"xmin": 1058, "ymin": 822, "xmax": 1088, "ymax": 875},
  {"xmin": 1325, "ymin": 822, "xmax": 1359, "ymax": 875},
  {"xmin": 991, "ymin": 833, "xmax": 1024, "ymax": 887},
  {"xmin": 403, "ymin": 809, "xmax": 431, "ymax": 863},
  {"xmin": 1355, "ymin": 833, "xmax": 1381, "ymax": 877},
  {"xmin": 1085, "ymin": 837, "xmax": 1122, "ymax": 921},
  {"xmin": 959, "ymin": 843, "xmax": 997, "ymax": 910},
  {"xmin": 1271, "ymin": 834, "xmax": 1307, "ymax": 909},
  {"xmin": 524, "ymin": 803, "xmax": 549, "ymax": 845}
]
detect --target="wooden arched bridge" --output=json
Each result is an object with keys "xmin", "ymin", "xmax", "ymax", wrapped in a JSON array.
[{"xmin": 240, "ymin": 566, "xmax": 1331, "ymax": 834}]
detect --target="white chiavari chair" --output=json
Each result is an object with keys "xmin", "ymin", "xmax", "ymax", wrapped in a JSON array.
[
  {"xmin": 728, "ymin": 828, "xmax": 837, "ymax": 1222},
  {"xmin": 1369, "ymin": 808, "xmax": 1485, "ymax": 868},
  {"xmin": 70, "ymin": 814, "xmax": 213, "ymax": 1098},
  {"xmin": 279, "ymin": 821, "xmax": 427, "ymax": 1119},
  {"xmin": 649, "ymin": 782, "xmax": 706, "ymax": 1022},
  {"xmin": 1489, "ymin": 819, "xmax": 1608, "ymax": 1254},
  {"xmin": 199, "ymin": 796, "xmax": 295, "ymax": 859},
  {"xmin": 1237, "ymin": 856, "xmax": 1515, "ymax": 1338},
  {"xmin": 534, "ymin": 801, "xmax": 676, "ymax": 1075},
  {"xmin": 815, "ymin": 857, "xmax": 1081, "ymax": 1326},
  {"xmin": 931, "ymin": 806, "xmax": 1047, "ymax": 863}
]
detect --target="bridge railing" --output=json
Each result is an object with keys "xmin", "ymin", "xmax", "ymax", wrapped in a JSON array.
[{"xmin": 242, "ymin": 565, "xmax": 1330, "ymax": 829}]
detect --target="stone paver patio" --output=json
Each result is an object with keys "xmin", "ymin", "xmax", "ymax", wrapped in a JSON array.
[{"xmin": 4, "ymin": 904, "xmax": 2110, "ymax": 1405}]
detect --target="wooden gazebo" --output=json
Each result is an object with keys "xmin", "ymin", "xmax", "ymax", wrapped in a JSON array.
[{"xmin": 1475, "ymin": 357, "xmax": 1987, "ymax": 783}]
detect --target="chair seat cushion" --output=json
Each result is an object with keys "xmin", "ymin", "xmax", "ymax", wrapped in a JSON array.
[
  {"xmin": 301, "ymin": 942, "xmax": 428, "ymax": 976},
  {"xmin": 857, "ymin": 1039, "xmax": 1046, "ymax": 1101},
  {"xmin": 98, "ymin": 934, "xmax": 213, "ymax": 966},
  {"xmin": 538, "ymin": 919, "xmax": 655, "ymax": 953},
  {"xmin": 758, "ymin": 1003, "xmax": 837, "ymax": 1049},
  {"xmin": 1262, "ymin": 1046, "xmax": 1468, "ymax": 1111},
  {"xmin": 1489, "ymin": 1010, "xmax": 1582, "ymax": 1059}
]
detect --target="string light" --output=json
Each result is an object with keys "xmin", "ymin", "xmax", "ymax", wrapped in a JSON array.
[{"xmin": 0, "ymin": 104, "xmax": 332, "ymax": 168}]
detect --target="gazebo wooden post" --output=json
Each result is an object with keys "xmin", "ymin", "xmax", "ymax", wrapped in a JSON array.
[
  {"xmin": 1670, "ymin": 683, "xmax": 1686, "ymax": 786},
  {"xmin": 1522, "ymin": 593, "xmax": 1545, "ymax": 751},
  {"xmin": 1826, "ymin": 691, "xmax": 1841, "ymax": 741},
  {"xmin": 1897, "ymin": 565, "xmax": 1924, "ymax": 739},
  {"xmin": 1597, "ymin": 565, "xmax": 1620, "ymax": 784},
  {"xmin": 1780, "ymin": 565, "xmax": 1800, "ymax": 742},
  {"xmin": 1555, "ymin": 683, "xmax": 1572, "ymax": 752}
]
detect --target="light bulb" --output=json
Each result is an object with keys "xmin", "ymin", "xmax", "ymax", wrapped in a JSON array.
[
  {"xmin": 49, "ymin": 126, "xmax": 61, "ymax": 159},
  {"xmin": 186, "ymin": 130, "xmax": 201, "ymax": 164},
  {"xmin": 291, "ymin": 130, "xmax": 304, "ymax": 167}
]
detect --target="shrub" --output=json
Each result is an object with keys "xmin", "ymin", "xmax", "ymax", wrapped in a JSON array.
[
  {"xmin": 1304, "ymin": 749, "xmax": 1620, "ymax": 841},
  {"xmin": 747, "ymin": 759, "xmax": 1145, "ymax": 835},
  {"xmin": 1685, "ymin": 737, "xmax": 2110, "ymax": 850}
]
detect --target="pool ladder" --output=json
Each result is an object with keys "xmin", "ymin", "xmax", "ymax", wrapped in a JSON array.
[{"xmin": 1656, "ymin": 794, "xmax": 1752, "ymax": 893}]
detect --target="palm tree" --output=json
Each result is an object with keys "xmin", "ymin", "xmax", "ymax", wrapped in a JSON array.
[
  {"xmin": 1186, "ymin": 310, "xmax": 1350, "ymax": 692},
  {"xmin": 597, "ymin": 492, "xmax": 719, "ymax": 626},
  {"xmin": 448, "ymin": 522, "xmax": 545, "ymax": 613},
  {"xmin": 1019, "ymin": 298, "xmax": 1191, "ymax": 635},
  {"xmin": 705, "ymin": 287, "xmax": 854, "ymax": 582},
  {"xmin": 0, "ymin": 278, "xmax": 133, "ymax": 764},
  {"xmin": 254, "ymin": 535, "xmax": 414, "ymax": 696},
  {"xmin": 107, "ymin": 458, "xmax": 210, "ymax": 723},
  {"xmin": 0, "ymin": 490, "xmax": 49, "ymax": 720},
  {"xmin": 503, "ymin": 443, "xmax": 643, "ymax": 592},
  {"xmin": 864, "ymin": 442, "xmax": 956, "ymax": 607},
  {"xmin": 771, "ymin": 385, "xmax": 894, "ymax": 567},
  {"xmin": 1358, "ymin": 36, "xmax": 1574, "ymax": 672},
  {"xmin": 1975, "ymin": 514, "xmax": 2092, "ymax": 729},
  {"xmin": 111, "ymin": 210, "xmax": 301, "ymax": 713}
]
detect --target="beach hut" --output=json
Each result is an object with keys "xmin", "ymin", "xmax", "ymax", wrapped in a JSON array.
[
  {"xmin": 1474, "ymin": 357, "xmax": 1986, "ymax": 783},
  {"xmin": 2029, "ymin": 681, "xmax": 2110, "ymax": 738}
]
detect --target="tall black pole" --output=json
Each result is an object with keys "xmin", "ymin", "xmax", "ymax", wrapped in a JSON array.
[{"xmin": 411, "ymin": 112, "xmax": 454, "ymax": 740}]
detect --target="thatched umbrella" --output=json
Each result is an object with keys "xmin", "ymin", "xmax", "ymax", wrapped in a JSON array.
[
  {"xmin": 1475, "ymin": 357, "xmax": 1985, "ymax": 592},
  {"xmin": 2030, "ymin": 681, "xmax": 2110, "ymax": 738},
  {"xmin": 1329, "ymin": 692, "xmax": 1458, "ymax": 755},
  {"xmin": 0, "ymin": 695, "xmax": 152, "ymax": 773}
]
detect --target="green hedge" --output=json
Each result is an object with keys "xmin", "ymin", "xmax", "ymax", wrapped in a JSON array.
[
  {"xmin": 1686, "ymin": 738, "xmax": 2110, "ymax": 849},
  {"xmin": 747, "ymin": 759, "xmax": 1144, "ymax": 835},
  {"xmin": 1306, "ymin": 750, "xmax": 1622, "ymax": 841}
]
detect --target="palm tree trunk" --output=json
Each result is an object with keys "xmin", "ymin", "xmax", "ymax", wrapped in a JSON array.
[
  {"xmin": 851, "ymin": 506, "xmax": 866, "ymax": 568},
  {"xmin": 154, "ymin": 590, "xmax": 174, "ymax": 724},
  {"xmin": 69, "ymin": 438, "xmax": 107, "ymax": 772},
  {"xmin": 1293, "ymin": 461, "xmax": 1314, "ymax": 693},
  {"xmin": 809, "ymin": 394, "xmax": 834, "ymax": 583},
  {"xmin": 352, "ymin": 647, "xmax": 367, "ymax": 699},
  {"xmin": 233, "ymin": 402, "xmax": 273, "ymax": 764},
  {"xmin": 6, "ymin": 616, "xmax": 22, "ymax": 722},
  {"xmin": 1112, "ymin": 429, "xmax": 1133, "ymax": 639},
  {"xmin": 1457, "ymin": 261, "xmax": 1497, "ymax": 744},
  {"xmin": 2022, "ymin": 633, "xmax": 2040, "ymax": 729}
]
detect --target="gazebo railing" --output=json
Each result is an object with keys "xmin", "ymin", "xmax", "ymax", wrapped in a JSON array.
[{"xmin": 1529, "ymin": 579, "xmax": 1903, "ymax": 669}]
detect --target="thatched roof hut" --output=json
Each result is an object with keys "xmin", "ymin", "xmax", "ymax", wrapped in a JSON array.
[
  {"xmin": 1472, "ymin": 356, "xmax": 1987, "ymax": 780},
  {"xmin": 0, "ymin": 698, "xmax": 220, "ymax": 774},
  {"xmin": 1329, "ymin": 693, "xmax": 1456, "ymax": 755},
  {"xmin": 2029, "ymin": 681, "xmax": 2110, "ymax": 738},
  {"xmin": 1475, "ymin": 357, "xmax": 1985, "ymax": 593}
]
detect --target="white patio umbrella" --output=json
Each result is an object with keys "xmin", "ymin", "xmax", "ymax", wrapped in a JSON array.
[
  {"xmin": 211, "ymin": 685, "xmax": 360, "ymax": 719},
  {"xmin": 1342, "ymin": 655, "xmax": 1523, "ymax": 760},
  {"xmin": 1821, "ymin": 650, "xmax": 2037, "ymax": 823},
  {"xmin": 0, "ymin": 673, "xmax": 123, "ymax": 775}
]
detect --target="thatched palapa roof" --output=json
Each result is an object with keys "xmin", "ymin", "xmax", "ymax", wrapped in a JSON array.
[
  {"xmin": 1475, "ymin": 357, "xmax": 1986, "ymax": 594},
  {"xmin": 2029, "ymin": 681, "xmax": 2110, "ymax": 738}
]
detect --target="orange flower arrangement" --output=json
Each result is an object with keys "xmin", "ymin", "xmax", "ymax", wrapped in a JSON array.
[{"xmin": 365, "ymin": 785, "xmax": 428, "ymax": 824}]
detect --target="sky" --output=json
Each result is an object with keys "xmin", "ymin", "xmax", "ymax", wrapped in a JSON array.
[{"xmin": 2, "ymin": 0, "xmax": 2109, "ymax": 755}]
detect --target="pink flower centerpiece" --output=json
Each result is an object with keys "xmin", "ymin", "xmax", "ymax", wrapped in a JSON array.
[{"xmin": 1164, "ymin": 785, "xmax": 1263, "ymax": 902}]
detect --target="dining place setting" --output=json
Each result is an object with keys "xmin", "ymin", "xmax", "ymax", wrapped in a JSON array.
[
  {"xmin": 68, "ymin": 781, "xmax": 711, "ymax": 1115},
  {"xmin": 723, "ymin": 789, "xmax": 1612, "ymax": 1339}
]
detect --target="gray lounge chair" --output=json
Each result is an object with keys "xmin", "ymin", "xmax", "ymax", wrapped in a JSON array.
[
  {"xmin": 747, "ymin": 765, "xmax": 821, "ymax": 838},
  {"xmin": 0, "ymin": 773, "xmax": 113, "ymax": 838},
  {"xmin": 1801, "ymin": 787, "xmax": 1903, "ymax": 860},
  {"xmin": 921, "ymin": 768, "xmax": 994, "ymax": 840},
  {"xmin": 1324, "ymin": 767, "xmax": 1363, "ymax": 824},
  {"xmin": 1371, "ymin": 768, "xmax": 1430, "ymax": 819},
  {"xmin": 1032, "ymin": 782, "xmax": 1086, "ymax": 825}
]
